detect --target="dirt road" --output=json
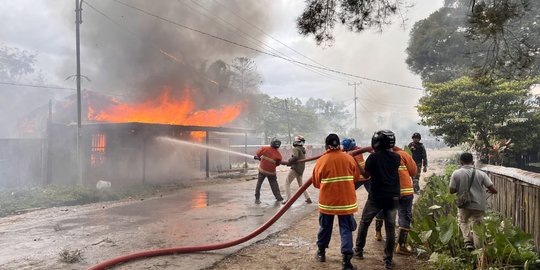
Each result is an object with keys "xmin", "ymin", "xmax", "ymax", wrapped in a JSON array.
[
  {"xmin": 207, "ymin": 148, "xmax": 458, "ymax": 270},
  {"xmin": 0, "ymin": 148, "xmax": 457, "ymax": 270}
]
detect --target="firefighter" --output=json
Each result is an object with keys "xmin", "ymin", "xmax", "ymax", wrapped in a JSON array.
[
  {"xmin": 253, "ymin": 138, "xmax": 284, "ymax": 204},
  {"xmin": 283, "ymin": 135, "xmax": 312, "ymax": 204},
  {"xmin": 373, "ymin": 146, "xmax": 418, "ymax": 254},
  {"xmin": 354, "ymin": 130, "xmax": 400, "ymax": 270},
  {"xmin": 408, "ymin": 132, "xmax": 427, "ymax": 194},
  {"xmin": 342, "ymin": 138, "xmax": 371, "ymax": 192},
  {"xmin": 313, "ymin": 133, "xmax": 360, "ymax": 270}
]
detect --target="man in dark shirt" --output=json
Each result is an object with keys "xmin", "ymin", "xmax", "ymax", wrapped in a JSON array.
[
  {"xmin": 408, "ymin": 132, "xmax": 427, "ymax": 194},
  {"xmin": 354, "ymin": 130, "xmax": 401, "ymax": 270}
]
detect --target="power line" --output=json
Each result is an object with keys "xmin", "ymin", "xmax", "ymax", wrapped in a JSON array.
[
  {"xmin": 0, "ymin": 81, "xmax": 75, "ymax": 91},
  {"xmin": 180, "ymin": 0, "xmax": 352, "ymax": 83},
  {"xmin": 108, "ymin": 0, "xmax": 424, "ymax": 91}
]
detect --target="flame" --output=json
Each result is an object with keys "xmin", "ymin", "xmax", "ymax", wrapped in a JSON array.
[{"xmin": 87, "ymin": 87, "xmax": 245, "ymax": 140}]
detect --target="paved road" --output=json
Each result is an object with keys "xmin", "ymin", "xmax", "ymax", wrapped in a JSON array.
[{"xmin": 0, "ymin": 166, "xmax": 317, "ymax": 270}]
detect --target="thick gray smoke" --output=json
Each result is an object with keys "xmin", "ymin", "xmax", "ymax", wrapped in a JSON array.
[{"xmin": 67, "ymin": 0, "xmax": 271, "ymax": 105}]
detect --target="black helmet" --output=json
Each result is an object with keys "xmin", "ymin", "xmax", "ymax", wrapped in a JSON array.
[
  {"xmin": 325, "ymin": 133, "xmax": 340, "ymax": 149},
  {"xmin": 412, "ymin": 132, "xmax": 421, "ymax": 139},
  {"xmin": 270, "ymin": 138, "xmax": 281, "ymax": 148},
  {"xmin": 371, "ymin": 130, "xmax": 396, "ymax": 151}
]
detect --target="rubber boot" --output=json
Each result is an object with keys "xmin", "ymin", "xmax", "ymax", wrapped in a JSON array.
[
  {"xmin": 413, "ymin": 178, "xmax": 420, "ymax": 194},
  {"xmin": 395, "ymin": 227, "xmax": 412, "ymax": 255},
  {"xmin": 342, "ymin": 254, "xmax": 357, "ymax": 270},
  {"xmin": 375, "ymin": 219, "xmax": 383, "ymax": 241},
  {"xmin": 316, "ymin": 247, "xmax": 326, "ymax": 262}
]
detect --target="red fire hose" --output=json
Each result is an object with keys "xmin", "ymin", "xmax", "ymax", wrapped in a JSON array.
[{"xmin": 88, "ymin": 147, "xmax": 372, "ymax": 270}]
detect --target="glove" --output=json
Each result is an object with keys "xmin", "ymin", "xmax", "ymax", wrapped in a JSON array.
[
  {"xmin": 254, "ymin": 156, "xmax": 260, "ymax": 160},
  {"xmin": 423, "ymin": 167, "xmax": 427, "ymax": 173}
]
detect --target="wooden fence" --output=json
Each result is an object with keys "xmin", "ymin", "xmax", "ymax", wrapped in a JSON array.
[{"xmin": 482, "ymin": 165, "xmax": 540, "ymax": 254}]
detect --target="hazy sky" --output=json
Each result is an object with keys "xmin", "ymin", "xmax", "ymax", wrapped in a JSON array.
[{"xmin": 0, "ymin": 0, "xmax": 445, "ymax": 136}]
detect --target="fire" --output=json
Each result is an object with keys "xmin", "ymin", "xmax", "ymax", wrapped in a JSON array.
[{"xmin": 87, "ymin": 87, "xmax": 245, "ymax": 140}]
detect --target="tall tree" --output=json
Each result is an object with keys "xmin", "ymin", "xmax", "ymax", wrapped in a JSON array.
[
  {"xmin": 406, "ymin": 0, "xmax": 540, "ymax": 82},
  {"xmin": 230, "ymin": 57, "xmax": 262, "ymax": 94},
  {"xmin": 418, "ymin": 76, "xmax": 539, "ymax": 162},
  {"xmin": 0, "ymin": 43, "xmax": 38, "ymax": 82}
]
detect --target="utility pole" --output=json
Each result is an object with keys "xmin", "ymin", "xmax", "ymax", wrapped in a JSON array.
[
  {"xmin": 284, "ymin": 100, "xmax": 292, "ymax": 144},
  {"xmin": 348, "ymin": 82, "xmax": 360, "ymax": 129},
  {"xmin": 75, "ymin": 0, "xmax": 83, "ymax": 185}
]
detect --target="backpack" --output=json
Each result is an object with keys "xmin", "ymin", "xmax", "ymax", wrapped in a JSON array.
[{"xmin": 456, "ymin": 169, "xmax": 475, "ymax": 208}]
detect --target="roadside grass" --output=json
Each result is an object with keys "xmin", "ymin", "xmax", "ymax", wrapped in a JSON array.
[{"xmin": 0, "ymin": 183, "xmax": 184, "ymax": 218}]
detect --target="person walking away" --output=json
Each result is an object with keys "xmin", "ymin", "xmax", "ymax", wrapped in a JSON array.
[
  {"xmin": 313, "ymin": 133, "xmax": 360, "ymax": 270},
  {"xmin": 449, "ymin": 152, "xmax": 497, "ymax": 250},
  {"xmin": 342, "ymin": 138, "xmax": 371, "ymax": 192},
  {"xmin": 253, "ymin": 138, "xmax": 284, "ymax": 204},
  {"xmin": 283, "ymin": 135, "xmax": 312, "ymax": 204},
  {"xmin": 373, "ymin": 146, "xmax": 418, "ymax": 254},
  {"xmin": 408, "ymin": 132, "xmax": 427, "ymax": 194},
  {"xmin": 354, "ymin": 130, "xmax": 401, "ymax": 270}
]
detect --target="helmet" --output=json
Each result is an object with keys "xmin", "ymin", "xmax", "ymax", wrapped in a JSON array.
[
  {"xmin": 325, "ymin": 133, "xmax": 340, "ymax": 149},
  {"xmin": 293, "ymin": 135, "xmax": 305, "ymax": 146},
  {"xmin": 341, "ymin": 138, "xmax": 356, "ymax": 151},
  {"xmin": 371, "ymin": 130, "xmax": 396, "ymax": 151},
  {"xmin": 270, "ymin": 138, "xmax": 281, "ymax": 148},
  {"xmin": 412, "ymin": 132, "xmax": 421, "ymax": 139}
]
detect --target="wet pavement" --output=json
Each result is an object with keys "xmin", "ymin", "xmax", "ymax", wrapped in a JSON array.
[{"xmin": 0, "ymin": 166, "xmax": 318, "ymax": 270}]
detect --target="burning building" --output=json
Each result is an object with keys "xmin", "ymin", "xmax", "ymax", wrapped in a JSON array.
[{"xmin": 20, "ymin": 87, "xmax": 255, "ymax": 188}]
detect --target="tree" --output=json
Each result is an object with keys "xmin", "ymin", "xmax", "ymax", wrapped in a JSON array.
[
  {"xmin": 406, "ymin": 0, "xmax": 540, "ymax": 82},
  {"xmin": 418, "ymin": 76, "xmax": 539, "ymax": 163},
  {"xmin": 230, "ymin": 57, "xmax": 262, "ymax": 94},
  {"xmin": 296, "ymin": 0, "xmax": 405, "ymax": 45},
  {"xmin": 0, "ymin": 43, "xmax": 38, "ymax": 82}
]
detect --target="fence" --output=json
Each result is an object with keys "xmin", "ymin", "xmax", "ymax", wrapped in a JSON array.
[{"xmin": 482, "ymin": 165, "xmax": 540, "ymax": 254}]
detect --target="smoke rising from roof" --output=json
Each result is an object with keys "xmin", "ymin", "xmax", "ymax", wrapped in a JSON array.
[{"xmin": 66, "ymin": 0, "xmax": 271, "ymax": 104}]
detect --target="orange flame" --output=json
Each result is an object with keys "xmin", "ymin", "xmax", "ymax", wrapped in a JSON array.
[
  {"xmin": 87, "ymin": 87, "xmax": 244, "ymax": 140},
  {"xmin": 88, "ymin": 87, "xmax": 244, "ymax": 125}
]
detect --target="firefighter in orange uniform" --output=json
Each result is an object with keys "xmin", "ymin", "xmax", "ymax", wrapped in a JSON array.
[
  {"xmin": 253, "ymin": 138, "xmax": 284, "ymax": 204},
  {"xmin": 313, "ymin": 133, "xmax": 359, "ymax": 270},
  {"xmin": 373, "ymin": 146, "xmax": 417, "ymax": 254}
]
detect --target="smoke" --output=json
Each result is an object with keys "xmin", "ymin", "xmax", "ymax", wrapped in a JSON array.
[{"xmin": 64, "ymin": 0, "xmax": 272, "ymax": 106}]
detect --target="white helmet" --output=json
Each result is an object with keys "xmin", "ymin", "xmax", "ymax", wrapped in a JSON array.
[{"xmin": 293, "ymin": 135, "xmax": 305, "ymax": 146}]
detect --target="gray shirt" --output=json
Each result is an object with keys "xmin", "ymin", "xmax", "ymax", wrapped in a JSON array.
[{"xmin": 449, "ymin": 165, "xmax": 494, "ymax": 211}]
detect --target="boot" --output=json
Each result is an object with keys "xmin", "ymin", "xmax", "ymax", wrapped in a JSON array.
[
  {"xmin": 353, "ymin": 247, "xmax": 364, "ymax": 260},
  {"xmin": 413, "ymin": 179, "xmax": 420, "ymax": 194},
  {"xmin": 375, "ymin": 219, "xmax": 383, "ymax": 241},
  {"xmin": 342, "ymin": 254, "xmax": 357, "ymax": 270},
  {"xmin": 395, "ymin": 227, "xmax": 412, "ymax": 255},
  {"xmin": 316, "ymin": 247, "xmax": 326, "ymax": 262}
]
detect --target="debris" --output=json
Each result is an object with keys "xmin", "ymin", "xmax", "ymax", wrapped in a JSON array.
[{"xmin": 58, "ymin": 248, "xmax": 83, "ymax": 263}]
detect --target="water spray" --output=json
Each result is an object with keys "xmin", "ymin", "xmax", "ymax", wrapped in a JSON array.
[{"xmin": 157, "ymin": 136, "xmax": 254, "ymax": 159}]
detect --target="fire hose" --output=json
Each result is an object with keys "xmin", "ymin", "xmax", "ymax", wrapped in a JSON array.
[{"xmin": 87, "ymin": 147, "xmax": 372, "ymax": 270}]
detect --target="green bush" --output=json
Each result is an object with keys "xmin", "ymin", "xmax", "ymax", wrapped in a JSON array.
[{"xmin": 410, "ymin": 166, "xmax": 540, "ymax": 269}]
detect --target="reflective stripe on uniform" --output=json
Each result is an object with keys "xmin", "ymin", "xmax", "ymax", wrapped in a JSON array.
[
  {"xmin": 401, "ymin": 188, "xmax": 414, "ymax": 194},
  {"xmin": 261, "ymin": 156, "xmax": 276, "ymax": 164},
  {"xmin": 399, "ymin": 165, "xmax": 407, "ymax": 170},
  {"xmin": 318, "ymin": 202, "xmax": 358, "ymax": 211},
  {"xmin": 321, "ymin": 175, "xmax": 354, "ymax": 183}
]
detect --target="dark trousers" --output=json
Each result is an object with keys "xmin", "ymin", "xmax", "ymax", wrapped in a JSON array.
[
  {"xmin": 355, "ymin": 199, "xmax": 397, "ymax": 261},
  {"xmin": 398, "ymin": 195, "xmax": 413, "ymax": 228},
  {"xmin": 375, "ymin": 194, "xmax": 413, "ymax": 228},
  {"xmin": 255, "ymin": 172, "xmax": 283, "ymax": 200},
  {"xmin": 317, "ymin": 213, "xmax": 357, "ymax": 255},
  {"xmin": 413, "ymin": 163, "xmax": 422, "ymax": 192}
]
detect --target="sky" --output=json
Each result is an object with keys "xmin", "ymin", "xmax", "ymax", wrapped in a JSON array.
[{"xmin": 0, "ymin": 0, "xmax": 445, "ymax": 138}]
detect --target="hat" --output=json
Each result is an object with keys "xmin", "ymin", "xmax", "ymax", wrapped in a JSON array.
[{"xmin": 325, "ymin": 133, "xmax": 340, "ymax": 148}]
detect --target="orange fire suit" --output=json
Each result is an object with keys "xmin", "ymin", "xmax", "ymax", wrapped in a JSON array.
[{"xmin": 312, "ymin": 149, "xmax": 360, "ymax": 215}]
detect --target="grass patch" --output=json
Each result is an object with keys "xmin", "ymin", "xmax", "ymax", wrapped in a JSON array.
[{"xmin": 0, "ymin": 183, "xmax": 184, "ymax": 218}]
